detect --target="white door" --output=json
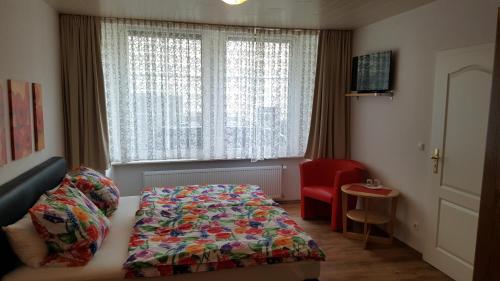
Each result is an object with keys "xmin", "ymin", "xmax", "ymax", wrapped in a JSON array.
[{"xmin": 423, "ymin": 44, "xmax": 494, "ymax": 281}]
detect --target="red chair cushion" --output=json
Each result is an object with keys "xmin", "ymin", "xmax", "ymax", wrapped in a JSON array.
[{"xmin": 302, "ymin": 186, "xmax": 333, "ymax": 203}]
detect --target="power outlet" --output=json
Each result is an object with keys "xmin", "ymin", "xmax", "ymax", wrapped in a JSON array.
[
  {"xmin": 413, "ymin": 221, "xmax": 420, "ymax": 231},
  {"xmin": 417, "ymin": 142, "xmax": 426, "ymax": 151}
]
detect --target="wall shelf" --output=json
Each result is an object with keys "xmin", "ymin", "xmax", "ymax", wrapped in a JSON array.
[{"xmin": 346, "ymin": 91, "xmax": 394, "ymax": 99}]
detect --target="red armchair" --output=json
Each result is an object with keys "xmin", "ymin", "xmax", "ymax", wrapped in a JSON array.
[{"xmin": 300, "ymin": 159, "xmax": 368, "ymax": 231}]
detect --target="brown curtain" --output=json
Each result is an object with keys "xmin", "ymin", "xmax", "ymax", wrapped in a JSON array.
[
  {"xmin": 305, "ymin": 30, "xmax": 352, "ymax": 160},
  {"xmin": 60, "ymin": 15, "xmax": 109, "ymax": 171}
]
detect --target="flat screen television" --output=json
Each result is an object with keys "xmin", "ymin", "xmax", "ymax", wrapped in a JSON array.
[{"xmin": 351, "ymin": 51, "xmax": 393, "ymax": 92}]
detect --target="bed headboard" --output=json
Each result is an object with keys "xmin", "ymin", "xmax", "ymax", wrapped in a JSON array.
[{"xmin": 0, "ymin": 157, "xmax": 67, "ymax": 277}]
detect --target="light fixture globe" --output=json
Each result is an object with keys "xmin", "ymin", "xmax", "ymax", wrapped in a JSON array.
[{"xmin": 222, "ymin": 0, "xmax": 247, "ymax": 5}]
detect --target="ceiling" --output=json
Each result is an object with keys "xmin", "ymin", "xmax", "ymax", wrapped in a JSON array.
[{"xmin": 44, "ymin": 0, "xmax": 435, "ymax": 29}]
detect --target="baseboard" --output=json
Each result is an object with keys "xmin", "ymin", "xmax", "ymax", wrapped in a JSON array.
[{"xmin": 276, "ymin": 199, "xmax": 301, "ymax": 204}]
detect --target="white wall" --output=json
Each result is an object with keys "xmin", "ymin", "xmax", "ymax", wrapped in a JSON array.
[
  {"xmin": 110, "ymin": 158, "xmax": 304, "ymax": 200},
  {"xmin": 0, "ymin": 0, "xmax": 64, "ymax": 185},
  {"xmin": 351, "ymin": 0, "xmax": 499, "ymax": 252}
]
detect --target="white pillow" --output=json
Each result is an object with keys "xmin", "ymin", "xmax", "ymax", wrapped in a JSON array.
[
  {"xmin": 46, "ymin": 184, "xmax": 62, "ymax": 194},
  {"xmin": 2, "ymin": 212, "xmax": 48, "ymax": 267}
]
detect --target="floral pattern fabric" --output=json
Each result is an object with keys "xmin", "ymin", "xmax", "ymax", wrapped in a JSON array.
[
  {"xmin": 29, "ymin": 184, "xmax": 111, "ymax": 266},
  {"xmin": 68, "ymin": 167, "xmax": 120, "ymax": 216},
  {"xmin": 140, "ymin": 185, "xmax": 278, "ymax": 211},
  {"xmin": 125, "ymin": 184, "xmax": 324, "ymax": 278}
]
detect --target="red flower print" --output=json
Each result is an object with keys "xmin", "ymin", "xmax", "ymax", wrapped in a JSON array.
[
  {"xmin": 272, "ymin": 249, "xmax": 290, "ymax": 258},
  {"xmin": 235, "ymin": 219, "xmax": 248, "ymax": 227},
  {"xmin": 100, "ymin": 178, "xmax": 113, "ymax": 186},
  {"xmin": 215, "ymin": 232, "xmax": 231, "ymax": 240},
  {"xmin": 84, "ymin": 181, "xmax": 95, "ymax": 191},
  {"xmin": 207, "ymin": 226, "xmax": 223, "ymax": 234},
  {"xmin": 163, "ymin": 236, "xmax": 181, "ymax": 244},
  {"xmin": 140, "ymin": 202, "xmax": 151, "ymax": 208},
  {"xmin": 130, "ymin": 236, "xmax": 145, "ymax": 247},
  {"xmin": 155, "ymin": 227, "xmax": 173, "ymax": 235},
  {"xmin": 196, "ymin": 239, "xmax": 215, "ymax": 245},
  {"xmin": 295, "ymin": 225, "xmax": 304, "ymax": 232},
  {"xmin": 157, "ymin": 198, "xmax": 174, "ymax": 205},
  {"xmin": 31, "ymin": 218, "xmax": 50, "ymax": 238},
  {"xmin": 277, "ymin": 229, "xmax": 297, "ymax": 236},
  {"xmin": 73, "ymin": 247, "xmax": 92, "ymax": 260},
  {"xmin": 178, "ymin": 223, "xmax": 193, "ymax": 231},
  {"xmin": 178, "ymin": 257, "xmax": 195, "ymax": 265},
  {"xmin": 245, "ymin": 228, "xmax": 263, "ymax": 235},
  {"xmin": 86, "ymin": 225, "xmax": 99, "ymax": 240},
  {"xmin": 31, "ymin": 204, "xmax": 49, "ymax": 212},
  {"xmin": 190, "ymin": 208, "xmax": 208, "ymax": 214}
]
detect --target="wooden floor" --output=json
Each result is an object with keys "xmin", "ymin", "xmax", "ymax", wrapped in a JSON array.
[{"xmin": 280, "ymin": 203, "xmax": 452, "ymax": 281}]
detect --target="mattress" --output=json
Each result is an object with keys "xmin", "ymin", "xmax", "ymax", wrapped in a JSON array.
[
  {"xmin": 2, "ymin": 196, "xmax": 320, "ymax": 281},
  {"xmin": 125, "ymin": 185, "xmax": 324, "ymax": 278}
]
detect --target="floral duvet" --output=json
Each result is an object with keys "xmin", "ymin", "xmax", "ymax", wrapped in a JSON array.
[{"xmin": 124, "ymin": 184, "xmax": 325, "ymax": 278}]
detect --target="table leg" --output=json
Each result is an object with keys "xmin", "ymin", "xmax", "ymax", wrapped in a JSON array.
[
  {"xmin": 363, "ymin": 198, "xmax": 369, "ymax": 237},
  {"xmin": 364, "ymin": 224, "xmax": 372, "ymax": 249},
  {"xmin": 342, "ymin": 192, "xmax": 348, "ymax": 234},
  {"xmin": 389, "ymin": 196, "xmax": 399, "ymax": 242}
]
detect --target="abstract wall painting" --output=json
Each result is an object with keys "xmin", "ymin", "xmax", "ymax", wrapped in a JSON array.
[
  {"xmin": 32, "ymin": 83, "xmax": 45, "ymax": 151},
  {"xmin": 8, "ymin": 80, "xmax": 32, "ymax": 160},
  {"xmin": 0, "ymin": 82, "xmax": 7, "ymax": 166}
]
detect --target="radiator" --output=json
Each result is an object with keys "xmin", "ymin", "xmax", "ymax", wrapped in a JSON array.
[{"xmin": 143, "ymin": 166, "xmax": 284, "ymax": 199}]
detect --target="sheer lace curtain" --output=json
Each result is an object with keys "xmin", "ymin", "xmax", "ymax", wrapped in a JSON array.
[{"xmin": 101, "ymin": 18, "xmax": 318, "ymax": 163}]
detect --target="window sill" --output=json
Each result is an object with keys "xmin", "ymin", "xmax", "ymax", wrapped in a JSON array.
[{"xmin": 110, "ymin": 156, "xmax": 305, "ymax": 166}]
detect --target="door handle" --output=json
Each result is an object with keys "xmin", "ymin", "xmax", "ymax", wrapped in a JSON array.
[{"xmin": 430, "ymin": 148, "xmax": 440, "ymax": 174}]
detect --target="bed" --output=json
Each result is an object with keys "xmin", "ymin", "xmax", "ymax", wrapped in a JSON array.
[{"xmin": 0, "ymin": 157, "xmax": 322, "ymax": 281}]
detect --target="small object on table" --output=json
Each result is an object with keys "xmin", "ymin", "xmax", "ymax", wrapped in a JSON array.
[
  {"xmin": 364, "ymin": 178, "xmax": 382, "ymax": 189},
  {"xmin": 341, "ymin": 183, "xmax": 400, "ymax": 248},
  {"xmin": 366, "ymin": 178, "xmax": 373, "ymax": 186}
]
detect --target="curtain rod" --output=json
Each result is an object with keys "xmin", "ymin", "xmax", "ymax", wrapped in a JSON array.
[{"xmin": 60, "ymin": 13, "xmax": 350, "ymax": 32}]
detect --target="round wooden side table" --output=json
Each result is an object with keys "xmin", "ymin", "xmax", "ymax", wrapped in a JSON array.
[{"xmin": 341, "ymin": 183, "xmax": 400, "ymax": 248}]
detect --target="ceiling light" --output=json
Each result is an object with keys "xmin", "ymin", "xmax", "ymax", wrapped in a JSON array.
[{"xmin": 222, "ymin": 0, "xmax": 247, "ymax": 5}]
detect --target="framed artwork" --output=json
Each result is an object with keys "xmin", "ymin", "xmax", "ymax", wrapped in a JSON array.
[
  {"xmin": 8, "ymin": 80, "xmax": 32, "ymax": 160},
  {"xmin": 32, "ymin": 83, "xmax": 45, "ymax": 151},
  {"xmin": 0, "ymin": 82, "xmax": 7, "ymax": 166}
]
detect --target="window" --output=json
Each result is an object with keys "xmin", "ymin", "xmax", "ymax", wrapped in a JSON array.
[
  {"xmin": 225, "ymin": 39, "xmax": 290, "ymax": 158},
  {"xmin": 127, "ymin": 32, "xmax": 203, "ymax": 158},
  {"xmin": 101, "ymin": 19, "xmax": 318, "ymax": 163}
]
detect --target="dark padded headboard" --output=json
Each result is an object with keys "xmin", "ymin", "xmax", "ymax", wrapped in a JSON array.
[{"xmin": 0, "ymin": 157, "xmax": 67, "ymax": 277}]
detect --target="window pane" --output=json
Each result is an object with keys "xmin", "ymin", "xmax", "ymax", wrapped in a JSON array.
[
  {"xmin": 126, "ymin": 33, "xmax": 202, "ymax": 160},
  {"xmin": 225, "ymin": 40, "xmax": 290, "ymax": 159}
]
